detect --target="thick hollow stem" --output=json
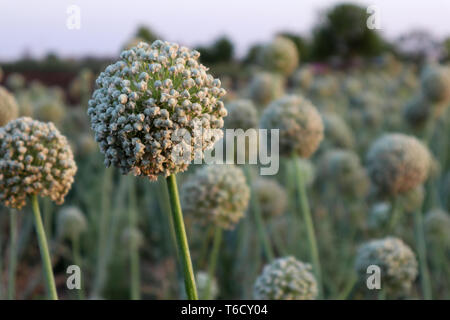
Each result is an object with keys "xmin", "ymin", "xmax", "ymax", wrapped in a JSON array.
[
  {"xmin": 294, "ymin": 157, "xmax": 323, "ymax": 298},
  {"xmin": 205, "ymin": 227, "xmax": 222, "ymax": 300},
  {"xmin": 166, "ymin": 174, "xmax": 198, "ymax": 300},
  {"xmin": 245, "ymin": 166, "xmax": 274, "ymax": 262},
  {"xmin": 387, "ymin": 197, "xmax": 402, "ymax": 233},
  {"xmin": 31, "ymin": 195, "xmax": 58, "ymax": 300},
  {"xmin": 413, "ymin": 210, "xmax": 433, "ymax": 300},
  {"xmin": 8, "ymin": 211, "xmax": 18, "ymax": 300},
  {"xmin": 128, "ymin": 177, "xmax": 141, "ymax": 300}
]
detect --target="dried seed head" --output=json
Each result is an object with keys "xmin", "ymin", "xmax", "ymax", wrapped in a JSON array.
[
  {"xmin": 34, "ymin": 99, "xmax": 66, "ymax": 125},
  {"xmin": 0, "ymin": 117, "xmax": 77, "ymax": 209},
  {"xmin": 260, "ymin": 95, "xmax": 324, "ymax": 158},
  {"xmin": 318, "ymin": 149, "xmax": 369, "ymax": 199},
  {"xmin": 261, "ymin": 37, "xmax": 299, "ymax": 76},
  {"xmin": 403, "ymin": 93, "xmax": 431, "ymax": 129},
  {"xmin": 224, "ymin": 99, "xmax": 258, "ymax": 131},
  {"xmin": 121, "ymin": 227, "xmax": 144, "ymax": 249},
  {"xmin": 6, "ymin": 73, "xmax": 26, "ymax": 92},
  {"xmin": 367, "ymin": 133, "xmax": 431, "ymax": 196},
  {"xmin": 292, "ymin": 66, "xmax": 314, "ymax": 91},
  {"xmin": 252, "ymin": 177, "xmax": 287, "ymax": 219},
  {"xmin": 57, "ymin": 206, "xmax": 88, "ymax": 240},
  {"xmin": 321, "ymin": 113, "xmax": 355, "ymax": 150},
  {"xmin": 0, "ymin": 86, "xmax": 19, "ymax": 126},
  {"xmin": 421, "ymin": 64, "xmax": 450, "ymax": 104},
  {"xmin": 87, "ymin": 40, "xmax": 227, "ymax": 180},
  {"xmin": 355, "ymin": 237, "xmax": 418, "ymax": 295},
  {"xmin": 253, "ymin": 256, "xmax": 318, "ymax": 300},
  {"xmin": 181, "ymin": 164, "xmax": 249, "ymax": 230},
  {"xmin": 425, "ymin": 209, "xmax": 450, "ymax": 246},
  {"xmin": 249, "ymin": 72, "xmax": 285, "ymax": 107}
]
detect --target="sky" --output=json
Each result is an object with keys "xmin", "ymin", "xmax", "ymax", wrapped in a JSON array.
[{"xmin": 1, "ymin": 0, "xmax": 450, "ymax": 61}]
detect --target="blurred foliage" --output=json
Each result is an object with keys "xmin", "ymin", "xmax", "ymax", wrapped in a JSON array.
[
  {"xmin": 311, "ymin": 3, "xmax": 387, "ymax": 62},
  {"xmin": 196, "ymin": 36, "xmax": 234, "ymax": 65}
]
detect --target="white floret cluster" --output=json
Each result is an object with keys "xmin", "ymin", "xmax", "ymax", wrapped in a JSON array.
[{"xmin": 87, "ymin": 40, "xmax": 227, "ymax": 180}]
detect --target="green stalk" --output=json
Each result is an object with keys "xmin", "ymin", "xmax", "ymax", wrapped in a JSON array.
[
  {"xmin": 387, "ymin": 197, "xmax": 402, "ymax": 233},
  {"xmin": 251, "ymin": 194, "xmax": 275, "ymax": 262},
  {"xmin": 8, "ymin": 211, "xmax": 18, "ymax": 300},
  {"xmin": 245, "ymin": 166, "xmax": 274, "ymax": 262},
  {"xmin": 166, "ymin": 174, "xmax": 198, "ymax": 300},
  {"xmin": 413, "ymin": 210, "xmax": 432, "ymax": 300},
  {"xmin": 205, "ymin": 227, "xmax": 222, "ymax": 300},
  {"xmin": 128, "ymin": 177, "xmax": 140, "ymax": 300},
  {"xmin": 293, "ymin": 157, "xmax": 323, "ymax": 298},
  {"xmin": 31, "ymin": 195, "xmax": 58, "ymax": 300},
  {"xmin": 72, "ymin": 236, "xmax": 84, "ymax": 300}
]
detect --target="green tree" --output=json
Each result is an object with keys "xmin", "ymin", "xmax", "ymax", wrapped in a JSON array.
[
  {"xmin": 197, "ymin": 36, "xmax": 234, "ymax": 64},
  {"xmin": 135, "ymin": 26, "xmax": 158, "ymax": 43},
  {"xmin": 311, "ymin": 3, "xmax": 386, "ymax": 61}
]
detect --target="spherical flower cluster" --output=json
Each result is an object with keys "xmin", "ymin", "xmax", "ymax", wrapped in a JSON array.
[
  {"xmin": 261, "ymin": 37, "xmax": 299, "ymax": 76},
  {"xmin": 121, "ymin": 227, "xmax": 144, "ymax": 249},
  {"xmin": 87, "ymin": 40, "xmax": 227, "ymax": 180},
  {"xmin": 355, "ymin": 237, "xmax": 418, "ymax": 294},
  {"xmin": 6, "ymin": 73, "xmax": 26, "ymax": 92},
  {"xmin": 260, "ymin": 95, "xmax": 324, "ymax": 158},
  {"xmin": 0, "ymin": 86, "xmax": 19, "ymax": 127},
  {"xmin": 403, "ymin": 94, "xmax": 431, "ymax": 128},
  {"xmin": 318, "ymin": 149, "xmax": 369, "ymax": 198},
  {"xmin": 196, "ymin": 271, "xmax": 219, "ymax": 299},
  {"xmin": 292, "ymin": 66, "xmax": 314, "ymax": 92},
  {"xmin": 0, "ymin": 117, "xmax": 77, "ymax": 209},
  {"xmin": 425, "ymin": 209, "xmax": 450, "ymax": 246},
  {"xmin": 253, "ymin": 256, "xmax": 318, "ymax": 300},
  {"xmin": 57, "ymin": 206, "xmax": 88, "ymax": 240},
  {"xmin": 224, "ymin": 99, "xmax": 258, "ymax": 130},
  {"xmin": 181, "ymin": 164, "xmax": 249, "ymax": 230},
  {"xmin": 421, "ymin": 65, "xmax": 450, "ymax": 104},
  {"xmin": 321, "ymin": 113, "xmax": 355, "ymax": 150},
  {"xmin": 252, "ymin": 177, "xmax": 287, "ymax": 219},
  {"xmin": 366, "ymin": 133, "xmax": 431, "ymax": 196},
  {"xmin": 34, "ymin": 99, "xmax": 66, "ymax": 126},
  {"xmin": 16, "ymin": 93, "xmax": 34, "ymax": 117},
  {"xmin": 348, "ymin": 92, "xmax": 383, "ymax": 129},
  {"xmin": 249, "ymin": 72, "xmax": 285, "ymax": 107}
]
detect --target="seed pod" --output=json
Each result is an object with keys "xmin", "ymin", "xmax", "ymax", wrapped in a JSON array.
[
  {"xmin": 181, "ymin": 164, "xmax": 249, "ymax": 230},
  {"xmin": 260, "ymin": 95, "xmax": 324, "ymax": 158},
  {"xmin": 87, "ymin": 40, "xmax": 227, "ymax": 180},
  {"xmin": 355, "ymin": 237, "xmax": 418, "ymax": 295},
  {"xmin": 261, "ymin": 37, "xmax": 299, "ymax": 76},
  {"xmin": 0, "ymin": 117, "xmax": 77, "ymax": 209},
  {"xmin": 224, "ymin": 99, "xmax": 258, "ymax": 131},
  {"xmin": 252, "ymin": 177, "xmax": 287, "ymax": 219},
  {"xmin": 425, "ymin": 209, "xmax": 450, "ymax": 246},
  {"xmin": 57, "ymin": 206, "xmax": 87, "ymax": 241},
  {"xmin": 366, "ymin": 133, "xmax": 431, "ymax": 196},
  {"xmin": 249, "ymin": 72, "xmax": 285, "ymax": 107},
  {"xmin": 0, "ymin": 86, "xmax": 19, "ymax": 126},
  {"xmin": 253, "ymin": 256, "xmax": 318, "ymax": 300},
  {"xmin": 421, "ymin": 64, "xmax": 450, "ymax": 104}
]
